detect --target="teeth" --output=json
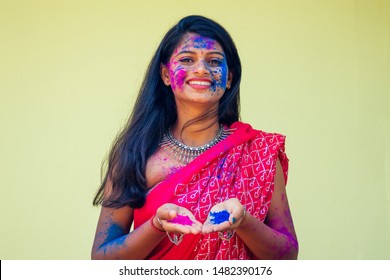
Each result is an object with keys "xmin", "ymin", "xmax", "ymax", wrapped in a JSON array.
[{"xmin": 189, "ymin": 81, "xmax": 211, "ymax": 86}]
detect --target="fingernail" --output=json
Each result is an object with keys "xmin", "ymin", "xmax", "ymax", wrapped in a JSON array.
[{"xmin": 232, "ymin": 217, "xmax": 236, "ymax": 224}]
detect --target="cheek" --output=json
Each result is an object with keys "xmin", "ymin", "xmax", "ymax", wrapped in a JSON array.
[
  {"xmin": 210, "ymin": 64, "xmax": 228, "ymax": 93},
  {"xmin": 169, "ymin": 65, "xmax": 187, "ymax": 91},
  {"xmin": 220, "ymin": 63, "xmax": 228, "ymax": 84}
]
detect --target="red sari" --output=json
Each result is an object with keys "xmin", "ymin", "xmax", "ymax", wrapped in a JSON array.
[{"xmin": 134, "ymin": 121, "xmax": 288, "ymax": 259}]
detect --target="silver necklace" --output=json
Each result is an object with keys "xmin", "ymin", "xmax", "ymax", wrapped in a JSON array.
[{"xmin": 160, "ymin": 124, "xmax": 232, "ymax": 164}]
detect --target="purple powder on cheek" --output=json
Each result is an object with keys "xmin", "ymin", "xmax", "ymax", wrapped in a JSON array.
[
  {"xmin": 210, "ymin": 210, "xmax": 230, "ymax": 224},
  {"xmin": 168, "ymin": 215, "xmax": 194, "ymax": 226}
]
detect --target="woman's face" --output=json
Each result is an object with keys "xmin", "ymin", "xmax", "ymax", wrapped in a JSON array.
[{"xmin": 161, "ymin": 33, "xmax": 232, "ymax": 107}]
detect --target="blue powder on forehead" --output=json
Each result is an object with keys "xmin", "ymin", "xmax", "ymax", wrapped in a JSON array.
[
  {"xmin": 210, "ymin": 210, "xmax": 230, "ymax": 224},
  {"xmin": 192, "ymin": 36, "xmax": 216, "ymax": 50}
]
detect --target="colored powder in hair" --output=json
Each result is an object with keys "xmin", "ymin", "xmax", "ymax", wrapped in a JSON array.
[
  {"xmin": 168, "ymin": 215, "xmax": 194, "ymax": 226},
  {"xmin": 210, "ymin": 210, "xmax": 230, "ymax": 224}
]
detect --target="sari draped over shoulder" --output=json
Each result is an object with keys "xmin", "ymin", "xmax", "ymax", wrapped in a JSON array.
[{"xmin": 133, "ymin": 121, "xmax": 289, "ymax": 260}]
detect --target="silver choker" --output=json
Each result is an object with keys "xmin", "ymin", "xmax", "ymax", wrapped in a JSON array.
[{"xmin": 160, "ymin": 124, "xmax": 232, "ymax": 164}]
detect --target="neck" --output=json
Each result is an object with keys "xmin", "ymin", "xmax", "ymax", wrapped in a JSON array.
[{"xmin": 172, "ymin": 105, "xmax": 220, "ymax": 147}]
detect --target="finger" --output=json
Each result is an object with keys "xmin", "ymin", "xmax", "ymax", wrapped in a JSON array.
[
  {"xmin": 170, "ymin": 224, "xmax": 192, "ymax": 234},
  {"xmin": 229, "ymin": 212, "xmax": 238, "ymax": 225},
  {"xmin": 201, "ymin": 220, "xmax": 229, "ymax": 234},
  {"xmin": 190, "ymin": 221, "xmax": 203, "ymax": 234},
  {"xmin": 158, "ymin": 209, "xmax": 177, "ymax": 221},
  {"xmin": 164, "ymin": 222, "xmax": 191, "ymax": 234},
  {"xmin": 212, "ymin": 221, "xmax": 231, "ymax": 232},
  {"xmin": 201, "ymin": 224, "xmax": 214, "ymax": 234},
  {"xmin": 228, "ymin": 203, "xmax": 243, "ymax": 224},
  {"xmin": 168, "ymin": 218, "xmax": 202, "ymax": 235}
]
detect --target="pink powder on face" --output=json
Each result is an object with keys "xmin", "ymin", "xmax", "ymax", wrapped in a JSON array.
[
  {"xmin": 168, "ymin": 215, "xmax": 194, "ymax": 226},
  {"xmin": 175, "ymin": 68, "xmax": 187, "ymax": 90},
  {"xmin": 168, "ymin": 63, "xmax": 186, "ymax": 91}
]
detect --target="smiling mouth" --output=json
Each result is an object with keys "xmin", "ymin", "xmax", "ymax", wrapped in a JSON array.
[{"xmin": 188, "ymin": 81, "xmax": 212, "ymax": 86}]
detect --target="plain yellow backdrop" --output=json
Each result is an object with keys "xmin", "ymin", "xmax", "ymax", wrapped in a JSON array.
[{"xmin": 0, "ymin": 0, "xmax": 389, "ymax": 259}]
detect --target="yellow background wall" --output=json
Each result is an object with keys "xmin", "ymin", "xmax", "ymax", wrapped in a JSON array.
[{"xmin": 1, "ymin": 0, "xmax": 389, "ymax": 259}]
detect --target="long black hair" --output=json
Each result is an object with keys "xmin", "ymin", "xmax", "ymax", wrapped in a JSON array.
[{"xmin": 93, "ymin": 15, "xmax": 242, "ymax": 209}]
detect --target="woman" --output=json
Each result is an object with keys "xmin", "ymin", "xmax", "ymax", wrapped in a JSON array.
[{"xmin": 91, "ymin": 15, "xmax": 298, "ymax": 260}]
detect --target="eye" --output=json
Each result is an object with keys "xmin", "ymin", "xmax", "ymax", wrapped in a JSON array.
[
  {"xmin": 208, "ymin": 59, "xmax": 222, "ymax": 66},
  {"xmin": 179, "ymin": 57, "xmax": 194, "ymax": 64}
]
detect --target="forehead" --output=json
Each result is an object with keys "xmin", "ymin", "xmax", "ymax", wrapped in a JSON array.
[{"xmin": 174, "ymin": 33, "xmax": 224, "ymax": 53}]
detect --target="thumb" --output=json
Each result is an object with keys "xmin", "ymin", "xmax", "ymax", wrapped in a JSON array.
[
  {"xmin": 229, "ymin": 205, "xmax": 241, "ymax": 225},
  {"xmin": 157, "ymin": 207, "xmax": 177, "ymax": 221}
]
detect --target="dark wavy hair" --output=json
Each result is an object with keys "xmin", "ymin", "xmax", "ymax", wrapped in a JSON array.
[{"xmin": 93, "ymin": 15, "xmax": 242, "ymax": 209}]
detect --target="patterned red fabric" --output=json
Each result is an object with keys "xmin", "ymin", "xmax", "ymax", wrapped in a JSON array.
[{"xmin": 134, "ymin": 121, "xmax": 288, "ymax": 259}]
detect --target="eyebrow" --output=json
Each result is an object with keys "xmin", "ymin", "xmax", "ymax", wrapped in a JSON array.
[{"xmin": 175, "ymin": 50, "xmax": 225, "ymax": 57}]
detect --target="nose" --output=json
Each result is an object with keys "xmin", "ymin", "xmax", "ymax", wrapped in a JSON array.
[{"xmin": 194, "ymin": 60, "xmax": 210, "ymax": 75}]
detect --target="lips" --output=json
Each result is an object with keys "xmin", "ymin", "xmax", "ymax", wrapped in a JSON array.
[
  {"xmin": 188, "ymin": 81, "xmax": 211, "ymax": 86},
  {"xmin": 187, "ymin": 78, "xmax": 213, "ymax": 89}
]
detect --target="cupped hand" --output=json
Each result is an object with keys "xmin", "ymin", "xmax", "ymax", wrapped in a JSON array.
[
  {"xmin": 156, "ymin": 203, "xmax": 203, "ymax": 235},
  {"xmin": 202, "ymin": 198, "xmax": 246, "ymax": 234}
]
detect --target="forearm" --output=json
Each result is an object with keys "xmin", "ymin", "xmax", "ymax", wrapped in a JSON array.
[
  {"xmin": 92, "ymin": 218, "xmax": 166, "ymax": 260},
  {"xmin": 235, "ymin": 213, "xmax": 298, "ymax": 260}
]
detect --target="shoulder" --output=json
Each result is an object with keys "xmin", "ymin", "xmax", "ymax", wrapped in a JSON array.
[
  {"xmin": 255, "ymin": 130, "xmax": 286, "ymax": 144},
  {"xmin": 230, "ymin": 121, "xmax": 286, "ymax": 146},
  {"xmin": 228, "ymin": 122, "xmax": 289, "ymax": 183}
]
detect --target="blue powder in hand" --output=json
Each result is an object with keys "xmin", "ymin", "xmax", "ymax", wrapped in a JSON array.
[{"xmin": 210, "ymin": 210, "xmax": 230, "ymax": 224}]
